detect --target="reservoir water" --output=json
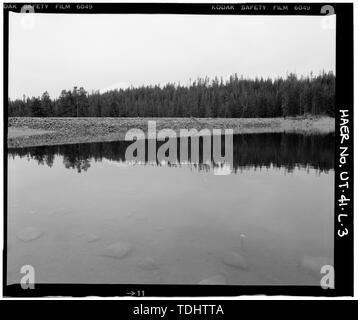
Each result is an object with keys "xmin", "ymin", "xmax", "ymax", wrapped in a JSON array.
[{"xmin": 7, "ymin": 132, "xmax": 334, "ymax": 285}]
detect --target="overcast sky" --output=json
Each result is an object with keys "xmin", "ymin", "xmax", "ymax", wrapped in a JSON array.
[{"xmin": 9, "ymin": 13, "xmax": 335, "ymax": 99}]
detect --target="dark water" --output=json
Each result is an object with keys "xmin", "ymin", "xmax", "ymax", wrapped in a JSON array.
[{"xmin": 7, "ymin": 133, "xmax": 334, "ymax": 285}]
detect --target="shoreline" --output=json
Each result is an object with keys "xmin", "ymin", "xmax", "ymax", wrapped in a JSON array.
[{"xmin": 7, "ymin": 116, "xmax": 335, "ymax": 148}]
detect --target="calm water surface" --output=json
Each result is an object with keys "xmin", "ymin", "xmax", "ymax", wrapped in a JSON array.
[{"xmin": 7, "ymin": 133, "xmax": 334, "ymax": 285}]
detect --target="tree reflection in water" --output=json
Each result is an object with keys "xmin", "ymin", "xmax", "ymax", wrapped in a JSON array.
[{"xmin": 8, "ymin": 132, "xmax": 334, "ymax": 174}]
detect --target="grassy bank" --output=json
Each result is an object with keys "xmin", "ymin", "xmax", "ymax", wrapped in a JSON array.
[{"xmin": 7, "ymin": 116, "xmax": 335, "ymax": 148}]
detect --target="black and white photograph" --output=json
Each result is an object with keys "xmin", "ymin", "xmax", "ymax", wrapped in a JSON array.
[{"xmin": 2, "ymin": 2, "xmax": 354, "ymax": 299}]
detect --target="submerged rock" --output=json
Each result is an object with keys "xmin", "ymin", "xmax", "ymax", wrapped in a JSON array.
[
  {"xmin": 101, "ymin": 242, "xmax": 133, "ymax": 259},
  {"xmin": 222, "ymin": 251, "xmax": 249, "ymax": 270},
  {"xmin": 137, "ymin": 257, "xmax": 160, "ymax": 270},
  {"xmin": 16, "ymin": 227, "xmax": 43, "ymax": 242},
  {"xmin": 77, "ymin": 233, "xmax": 101, "ymax": 243},
  {"xmin": 198, "ymin": 274, "xmax": 227, "ymax": 285}
]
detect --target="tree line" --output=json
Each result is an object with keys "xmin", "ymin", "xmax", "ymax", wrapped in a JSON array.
[{"xmin": 8, "ymin": 72, "xmax": 335, "ymax": 118}]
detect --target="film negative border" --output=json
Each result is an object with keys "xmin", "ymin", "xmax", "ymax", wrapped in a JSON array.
[{"xmin": 2, "ymin": 3, "xmax": 354, "ymax": 297}]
